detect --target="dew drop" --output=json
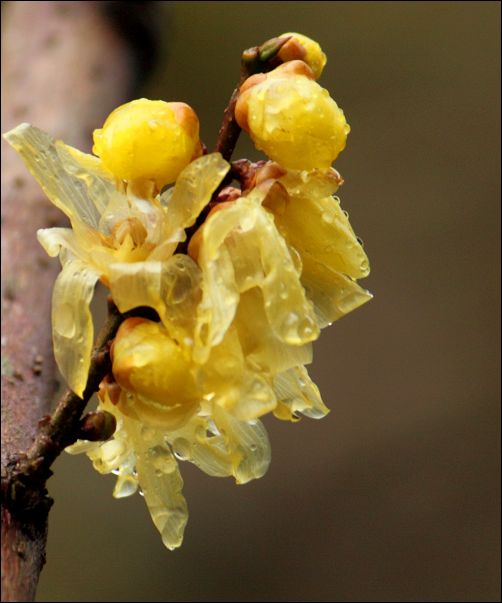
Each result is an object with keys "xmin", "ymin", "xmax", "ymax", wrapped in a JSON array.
[
  {"xmin": 321, "ymin": 211, "xmax": 335, "ymax": 224},
  {"xmin": 173, "ymin": 438, "xmax": 191, "ymax": 461},
  {"xmin": 148, "ymin": 445, "xmax": 176, "ymax": 474},
  {"xmin": 114, "ymin": 475, "xmax": 138, "ymax": 498},
  {"xmin": 54, "ymin": 303, "xmax": 75, "ymax": 338}
]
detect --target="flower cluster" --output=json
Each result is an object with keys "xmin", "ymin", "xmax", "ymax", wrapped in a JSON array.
[{"xmin": 4, "ymin": 32, "xmax": 371, "ymax": 549}]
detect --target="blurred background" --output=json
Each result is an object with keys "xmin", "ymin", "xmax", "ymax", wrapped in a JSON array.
[{"xmin": 4, "ymin": 2, "xmax": 500, "ymax": 601}]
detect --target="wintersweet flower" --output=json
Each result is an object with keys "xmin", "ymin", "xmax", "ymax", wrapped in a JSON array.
[
  {"xmin": 67, "ymin": 296, "xmax": 327, "ymax": 549},
  {"xmin": 4, "ymin": 118, "xmax": 229, "ymax": 396}
]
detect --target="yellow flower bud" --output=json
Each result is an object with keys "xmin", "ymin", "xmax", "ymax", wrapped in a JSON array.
[
  {"xmin": 112, "ymin": 318, "xmax": 201, "ymax": 417},
  {"xmin": 278, "ymin": 32, "xmax": 327, "ymax": 79},
  {"xmin": 236, "ymin": 66, "xmax": 350, "ymax": 170},
  {"xmin": 93, "ymin": 99, "xmax": 201, "ymax": 188}
]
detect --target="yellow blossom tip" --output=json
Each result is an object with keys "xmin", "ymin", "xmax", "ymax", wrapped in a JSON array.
[{"xmin": 278, "ymin": 32, "xmax": 327, "ymax": 79}]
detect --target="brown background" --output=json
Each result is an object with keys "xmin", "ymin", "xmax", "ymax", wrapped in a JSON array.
[{"xmin": 17, "ymin": 1, "xmax": 500, "ymax": 601}]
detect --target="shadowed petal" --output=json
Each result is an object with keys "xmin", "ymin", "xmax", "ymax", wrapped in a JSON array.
[{"xmin": 52, "ymin": 257, "xmax": 99, "ymax": 397}]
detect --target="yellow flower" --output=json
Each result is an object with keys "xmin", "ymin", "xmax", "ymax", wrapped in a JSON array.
[
  {"xmin": 4, "ymin": 35, "xmax": 372, "ymax": 552},
  {"xmin": 68, "ymin": 301, "xmax": 327, "ymax": 549},
  {"xmin": 235, "ymin": 61, "xmax": 350, "ymax": 170},
  {"xmin": 3, "ymin": 122, "xmax": 229, "ymax": 396}
]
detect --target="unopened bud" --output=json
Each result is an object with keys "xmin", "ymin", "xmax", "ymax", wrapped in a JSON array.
[
  {"xmin": 112, "ymin": 318, "xmax": 201, "ymax": 421},
  {"xmin": 277, "ymin": 32, "xmax": 327, "ymax": 79},
  {"xmin": 93, "ymin": 99, "xmax": 202, "ymax": 188},
  {"xmin": 78, "ymin": 411, "xmax": 116, "ymax": 441},
  {"xmin": 236, "ymin": 67, "xmax": 349, "ymax": 170}
]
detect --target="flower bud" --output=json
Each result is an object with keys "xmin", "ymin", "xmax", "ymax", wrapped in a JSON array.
[
  {"xmin": 112, "ymin": 318, "xmax": 201, "ymax": 411},
  {"xmin": 93, "ymin": 99, "xmax": 202, "ymax": 188},
  {"xmin": 277, "ymin": 32, "xmax": 327, "ymax": 79},
  {"xmin": 78, "ymin": 411, "xmax": 117, "ymax": 441},
  {"xmin": 236, "ymin": 66, "xmax": 349, "ymax": 170}
]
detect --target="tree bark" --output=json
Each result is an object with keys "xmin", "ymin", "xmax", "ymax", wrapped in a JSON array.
[{"xmin": 1, "ymin": 2, "xmax": 154, "ymax": 599}]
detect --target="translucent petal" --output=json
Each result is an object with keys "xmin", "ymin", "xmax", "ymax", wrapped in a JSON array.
[
  {"xmin": 65, "ymin": 439, "xmax": 102, "ymax": 455},
  {"xmin": 235, "ymin": 288, "xmax": 313, "ymax": 374},
  {"xmin": 4, "ymin": 123, "xmax": 116, "ymax": 228},
  {"xmin": 89, "ymin": 438, "xmax": 130, "ymax": 475},
  {"xmin": 160, "ymin": 153, "xmax": 229, "ymax": 237},
  {"xmin": 213, "ymin": 406, "xmax": 271, "ymax": 484},
  {"xmin": 229, "ymin": 371, "xmax": 277, "ymax": 422},
  {"xmin": 37, "ymin": 227, "xmax": 81, "ymax": 258},
  {"xmin": 108, "ymin": 254, "xmax": 202, "ymax": 346},
  {"xmin": 195, "ymin": 198, "xmax": 318, "ymax": 362},
  {"xmin": 51, "ymin": 258, "xmax": 99, "ymax": 397},
  {"xmin": 272, "ymin": 189, "xmax": 370, "ymax": 280},
  {"xmin": 175, "ymin": 417, "xmax": 235, "ymax": 478},
  {"xmin": 127, "ymin": 423, "xmax": 188, "ymax": 550},
  {"xmin": 273, "ymin": 365, "xmax": 329, "ymax": 421},
  {"xmin": 301, "ymin": 252, "xmax": 373, "ymax": 326},
  {"xmin": 201, "ymin": 325, "xmax": 278, "ymax": 421}
]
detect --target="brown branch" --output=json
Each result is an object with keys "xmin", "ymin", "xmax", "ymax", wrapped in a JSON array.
[{"xmin": 1, "ymin": 2, "xmax": 157, "ymax": 601}]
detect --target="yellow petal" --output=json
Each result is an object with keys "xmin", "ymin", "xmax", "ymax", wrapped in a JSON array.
[
  {"xmin": 52, "ymin": 257, "xmax": 99, "ymax": 397},
  {"xmin": 37, "ymin": 227, "xmax": 80, "ymax": 258},
  {"xmin": 195, "ymin": 198, "xmax": 318, "ymax": 362},
  {"xmin": 201, "ymin": 324, "xmax": 278, "ymax": 421},
  {"xmin": 301, "ymin": 252, "xmax": 373, "ymax": 326},
  {"xmin": 235, "ymin": 288, "xmax": 313, "ymax": 374},
  {"xmin": 128, "ymin": 422, "xmax": 188, "ymax": 550},
  {"xmin": 273, "ymin": 189, "xmax": 370, "ymax": 280},
  {"xmin": 4, "ymin": 123, "xmax": 116, "ymax": 228},
  {"xmin": 160, "ymin": 153, "xmax": 229, "ymax": 237},
  {"xmin": 166, "ymin": 407, "xmax": 271, "ymax": 485},
  {"xmin": 273, "ymin": 365, "xmax": 329, "ymax": 421},
  {"xmin": 213, "ymin": 406, "xmax": 271, "ymax": 484},
  {"xmin": 176, "ymin": 417, "xmax": 235, "ymax": 478},
  {"xmin": 108, "ymin": 254, "xmax": 202, "ymax": 345}
]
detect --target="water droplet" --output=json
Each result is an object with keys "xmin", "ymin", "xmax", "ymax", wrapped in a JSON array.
[
  {"xmin": 173, "ymin": 438, "xmax": 191, "ymax": 461},
  {"xmin": 148, "ymin": 445, "xmax": 176, "ymax": 474},
  {"xmin": 298, "ymin": 318, "xmax": 315, "ymax": 340},
  {"xmin": 321, "ymin": 211, "xmax": 335, "ymax": 224},
  {"xmin": 114, "ymin": 475, "xmax": 138, "ymax": 498},
  {"xmin": 54, "ymin": 303, "xmax": 75, "ymax": 338}
]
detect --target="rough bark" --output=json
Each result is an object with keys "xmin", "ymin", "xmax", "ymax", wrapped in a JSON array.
[{"xmin": 1, "ymin": 2, "xmax": 151, "ymax": 600}]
